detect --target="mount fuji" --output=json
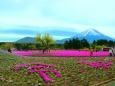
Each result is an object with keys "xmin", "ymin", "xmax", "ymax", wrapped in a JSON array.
[
  {"xmin": 57, "ymin": 29, "xmax": 115, "ymax": 43},
  {"xmin": 16, "ymin": 28, "xmax": 115, "ymax": 43}
]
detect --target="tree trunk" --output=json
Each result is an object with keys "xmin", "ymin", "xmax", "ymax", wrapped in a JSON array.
[{"xmin": 42, "ymin": 50, "xmax": 45, "ymax": 54}]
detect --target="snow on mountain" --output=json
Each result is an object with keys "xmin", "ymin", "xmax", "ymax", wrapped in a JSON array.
[
  {"xmin": 15, "ymin": 29, "xmax": 115, "ymax": 43},
  {"xmin": 72, "ymin": 29, "xmax": 115, "ymax": 43},
  {"xmin": 77, "ymin": 29, "xmax": 103, "ymax": 37},
  {"xmin": 57, "ymin": 29, "xmax": 115, "ymax": 43}
]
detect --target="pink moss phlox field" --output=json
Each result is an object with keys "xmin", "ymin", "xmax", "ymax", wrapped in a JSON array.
[
  {"xmin": 28, "ymin": 70, "xmax": 61, "ymax": 82},
  {"xmin": 13, "ymin": 62, "xmax": 60, "ymax": 83},
  {"xmin": 78, "ymin": 60, "xmax": 113, "ymax": 69},
  {"xmin": 29, "ymin": 66, "xmax": 46, "ymax": 69},
  {"xmin": 14, "ymin": 63, "xmax": 28, "ymax": 70},
  {"xmin": 12, "ymin": 50, "xmax": 109, "ymax": 57}
]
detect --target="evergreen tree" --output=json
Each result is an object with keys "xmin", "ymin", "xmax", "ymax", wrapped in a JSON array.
[
  {"xmin": 64, "ymin": 41, "xmax": 69, "ymax": 49},
  {"xmin": 68, "ymin": 39, "xmax": 72, "ymax": 49},
  {"xmin": 71, "ymin": 38, "xmax": 76, "ymax": 49},
  {"xmin": 81, "ymin": 38, "xmax": 90, "ymax": 48},
  {"xmin": 75, "ymin": 38, "xmax": 82, "ymax": 49},
  {"xmin": 108, "ymin": 40, "xmax": 114, "ymax": 47}
]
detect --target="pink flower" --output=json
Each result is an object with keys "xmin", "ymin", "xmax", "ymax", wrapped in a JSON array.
[
  {"xmin": 51, "ymin": 70, "xmax": 61, "ymax": 77},
  {"xmin": 39, "ymin": 71, "xmax": 51, "ymax": 83},
  {"xmin": 1, "ymin": 77, "xmax": 6, "ymax": 82},
  {"xmin": 78, "ymin": 60, "xmax": 82, "ymax": 64},
  {"xmin": 65, "ymin": 80, "xmax": 69, "ymax": 86},
  {"xmin": 29, "ymin": 66, "xmax": 45, "ymax": 69},
  {"xmin": 14, "ymin": 62, "xmax": 61, "ymax": 83},
  {"xmin": 13, "ymin": 65, "xmax": 22, "ymax": 70},
  {"xmin": 84, "ymin": 61, "xmax": 89, "ymax": 65},
  {"xmin": 78, "ymin": 70, "xmax": 83, "ymax": 73}
]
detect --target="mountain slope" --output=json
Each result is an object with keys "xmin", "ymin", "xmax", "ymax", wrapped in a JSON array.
[
  {"xmin": 16, "ymin": 37, "xmax": 35, "ymax": 43},
  {"xmin": 15, "ymin": 29, "xmax": 115, "ymax": 43},
  {"xmin": 74, "ymin": 29, "xmax": 114, "ymax": 42},
  {"xmin": 75, "ymin": 29, "xmax": 103, "ymax": 37},
  {"xmin": 57, "ymin": 29, "xmax": 115, "ymax": 43}
]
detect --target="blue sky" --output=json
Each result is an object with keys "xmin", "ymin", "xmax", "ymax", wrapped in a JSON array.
[{"xmin": 0, "ymin": 0, "xmax": 115, "ymax": 42}]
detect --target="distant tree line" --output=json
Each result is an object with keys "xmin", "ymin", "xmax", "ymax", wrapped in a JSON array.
[
  {"xmin": 64, "ymin": 38, "xmax": 90, "ymax": 49},
  {"xmin": 0, "ymin": 42, "xmax": 64, "ymax": 51},
  {"xmin": 14, "ymin": 43, "xmax": 40, "ymax": 50},
  {"xmin": 0, "ymin": 38, "xmax": 115, "ymax": 52},
  {"xmin": 92, "ymin": 39, "xmax": 115, "ymax": 46},
  {"xmin": 91, "ymin": 39, "xmax": 115, "ymax": 50},
  {"xmin": 0, "ymin": 42, "xmax": 39, "ymax": 51},
  {"xmin": 64, "ymin": 38, "xmax": 115, "ymax": 50}
]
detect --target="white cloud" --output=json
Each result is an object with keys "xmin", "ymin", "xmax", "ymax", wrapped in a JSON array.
[
  {"xmin": 0, "ymin": 34, "xmax": 70, "ymax": 42},
  {"xmin": 0, "ymin": 33, "xmax": 34, "ymax": 38},
  {"xmin": 53, "ymin": 35, "xmax": 70, "ymax": 40},
  {"xmin": 0, "ymin": 15, "xmax": 115, "ymax": 39},
  {"xmin": 0, "ymin": 0, "xmax": 115, "ymax": 42}
]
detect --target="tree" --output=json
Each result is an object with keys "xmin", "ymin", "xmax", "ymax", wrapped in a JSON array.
[
  {"xmin": 68, "ymin": 39, "xmax": 72, "ymax": 49},
  {"xmin": 2, "ymin": 43, "xmax": 14, "ymax": 50},
  {"xmin": 81, "ymin": 38, "xmax": 90, "ymax": 48},
  {"xmin": 71, "ymin": 38, "xmax": 76, "ymax": 49},
  {"xmin": 35, "ymin": 34, "xmax": 55, "ymax": 53},
  {"xmin": 64, "ymin": 41, "xmax": 69, "ymax": 49},
  {"xmin": 91, "ymin": 40, "xmax": 97, "ymax": 50},
  {"xmin": 108, "ymin": 40, "xmax": 114, "ymax": 47},
  {"xmin": 29, "ymin": 44, "xmax": 37, "ymax": 50},
  {"xmin": 74, "ymin": 38, "xmax": 82, "ymax": 49},
  {"xmin": 97, "ymin": 39, "xmax": 108, "ymax": 45}
]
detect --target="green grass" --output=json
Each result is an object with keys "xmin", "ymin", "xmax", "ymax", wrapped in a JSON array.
[{"xmin": 0, "ymin": 52, "xmax": 115, "ymax": 86}]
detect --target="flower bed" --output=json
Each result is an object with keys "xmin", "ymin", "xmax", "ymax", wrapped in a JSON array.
[
  {"xmin": 14, "ymin": 62, "xmax": 61, "ymax": 83},
  {"xmin": 0, "ymin": 52, "xmax": 115, "ymax": 86},
  {"xmin": 12, "ymin": 50, "xmax": 109, "ymax": 57}
]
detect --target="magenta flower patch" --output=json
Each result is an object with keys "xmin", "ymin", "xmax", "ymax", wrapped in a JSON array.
[
  {"xmin": 12, "ymin": 50, "xmax": 109, "ymax": 57},
  {"xmin": 13, "ymin": 62, "xmax": 61, "ymax": 83},
  {"xmin": 78, "ymin": 60, "xmax": 113, "ymax": 69}
]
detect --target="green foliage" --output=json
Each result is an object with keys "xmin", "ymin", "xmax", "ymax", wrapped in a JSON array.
[
  {"xmin": 108, "ymin": 40, "xmax": 114, "ymax": 47},
  {"xmin": 50, "ymin": 44, "xmax": 64, "ymax": 50},
  {"xmin": 97, "ymin": 39, "xmax": 108, "ymax": 45},
  {"xmin": 35, "ymin": 34, "xmax": 55, "ymax": 53},
  {"xmin": 14, "ymin": 43, "xmax": 22, "ymax": 50},
  {"xmin": 14, "ymin": 43, "xmax": 39, "ymax": 50},
  {"xmin": 1, "ymin": 43, "xmax": 14, "ymax": 50},
  {"xmin": 91, "ymin": 39, "xmax": 115, "ymax": 50},
  {"xmin": 90, "ymin": 44, "xmax": 107, "ymax": 51},
  {"xmin": 0, "ymin": 52, "xmax": 115, "ymax": 86},
  {"xmin": 95, "ymin": 45, "xmax": 103, "ymax": 51},
  {"xmin": 81, "ymin": 38, "xmax": 90, "ymax": 48},
  {"xmin": 29, "ymin": 44, "xmax": 37, "ymax": 50},
  {"xmin": 1, "ymin": 38, "xmax": 115, "ymax": 51},
  {"xmin": 64, "ymin": 38, "xmax": 89, "ymax": 49},
  {"xmin": 64, "ymin": 41, "xmax": 69, "ymax": 49}
]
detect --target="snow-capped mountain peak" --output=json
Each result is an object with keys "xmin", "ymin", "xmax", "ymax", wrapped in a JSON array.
[
  {"xmin": 57, "ymin": 28, "xmax": 115, "ymax": 43},
  {"xmin": 77, "ymin": 28, "xmax": 102, "ymax": 37}
]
